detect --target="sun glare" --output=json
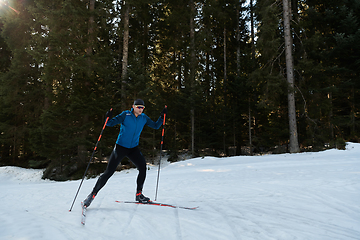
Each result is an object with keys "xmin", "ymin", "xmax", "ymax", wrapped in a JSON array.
[{"xmin": 0, "ymin": 0, "xmax": 20, "ymax": 15}]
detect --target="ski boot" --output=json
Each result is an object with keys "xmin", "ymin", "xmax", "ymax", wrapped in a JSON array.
[
  {"xmin": 136, "ymin": 190, "xmax": 151, "ymax": 203},
  {"xmin": 82, "ymin": 193, "xmax": 96, "ymax": 208}
]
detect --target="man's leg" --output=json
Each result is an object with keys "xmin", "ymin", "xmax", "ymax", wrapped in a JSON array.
[
  {"xmin": 128, "ymin": 147, "xmax": 150, "ymax": 202},
  {"xmin": 127, "ymin": 147, "xmax": 147, "ymax": 191},
  {"xmin": 83, "ymin": 144, "xmax": 126, "ymax": 207}
]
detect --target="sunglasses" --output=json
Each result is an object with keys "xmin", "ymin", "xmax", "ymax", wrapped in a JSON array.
[{"xmin": 135, "ymin": 105, "xmax": 145, "ymax": 109}]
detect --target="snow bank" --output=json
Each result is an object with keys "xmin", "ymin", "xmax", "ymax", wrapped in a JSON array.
[
  {"xmin": 0, "ymin": 166, "xmax": 44, "ymax": 182},
  {"xmin": 1, "ymin": 143, "xmax": 359, "ymax": 240}
]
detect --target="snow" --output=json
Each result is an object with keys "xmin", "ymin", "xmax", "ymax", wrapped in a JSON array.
[{"xmin": 1, "ymin": 143, "xmax": 360, "ymax": 240}]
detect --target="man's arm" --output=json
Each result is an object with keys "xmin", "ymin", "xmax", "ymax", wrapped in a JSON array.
[{"xmin": 106, "ymin": 111, "xmax": 127, "ymax": 127}]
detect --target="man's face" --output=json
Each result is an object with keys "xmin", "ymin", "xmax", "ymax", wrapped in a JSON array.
[{"xmin": 133, "ymin": 104, "xmax": 145, "ymax": 116}]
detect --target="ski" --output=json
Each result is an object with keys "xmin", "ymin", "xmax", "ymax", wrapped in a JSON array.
[
  {"xmin": 115, "ymin": 201, "xmax": 199, "ymax": 210},
  {"xmin": 81, "ymin": 202, "xmax": 87, "ymax": 225}
]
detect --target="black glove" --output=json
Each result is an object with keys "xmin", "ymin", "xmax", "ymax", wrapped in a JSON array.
[
  {"xmin": 160, "ymin": 106, "xmax": 168, "ymax": 117},
  {"xmin": 106, "ymin": 109, "xmax": 113, "ymax": 119}
]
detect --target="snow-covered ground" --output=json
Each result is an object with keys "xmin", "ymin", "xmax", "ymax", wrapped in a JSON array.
[{"xmin": 1, "ymin": 143, "xmax": 360, "ymax": 240}]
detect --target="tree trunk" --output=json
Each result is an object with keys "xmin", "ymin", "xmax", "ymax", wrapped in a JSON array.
[
  {"xmin": 250, "ymin": 0, "xmax": 255, "ymax": 61},
  {"xmin": 235, "ymin": 3, "xmax": 240, "ymax": 150},
  {"xmin": 223, "ymin": 26, "xmax": 227, "ymax": 154},
  {"xmin": 223, "ymin": 27, "xmax": 227, "ymax": 105},
  {"xmin": 121, "ymin": 1, "xmax": 130, "ymax": 110},
  {"xmin": 249, "ymin": 98, "xmax": 252, "ymax": 155},
  {"xmin": 249, "ymin": 0, "xmax": 255, "ymax": 154},
  {"xmin": 283, "ymin": 0, "xmax": 300, "ymax": 153},
  {"xmin": 236, "ymin": 4, "xmax": 241, "ymax": 77},
  {"xmin": 190, "ymin": 0, "xmax": 195, "ymax": 156}
]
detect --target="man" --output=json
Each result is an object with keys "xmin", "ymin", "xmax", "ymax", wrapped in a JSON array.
[{"xmin": 82, "ymin": 99, "xmax": 167, "ymax": 208}]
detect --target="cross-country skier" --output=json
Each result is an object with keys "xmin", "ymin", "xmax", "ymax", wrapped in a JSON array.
[{"xmin": 82, "ymin": 99, "xmax": 167, "ymax": 208}]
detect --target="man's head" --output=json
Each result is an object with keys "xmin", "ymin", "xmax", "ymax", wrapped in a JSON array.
[
  {"xmin": 133, "ymin": 99, "xmax": 145, "ymax": 106},
  {"xmin": 133, "ymin": 99, "xmax": 145, "ymax": 117}
]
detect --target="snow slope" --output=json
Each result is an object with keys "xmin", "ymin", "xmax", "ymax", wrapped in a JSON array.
[{"xmin": 1, "ymin": 143, "xmax": 360, "ymax": 240}]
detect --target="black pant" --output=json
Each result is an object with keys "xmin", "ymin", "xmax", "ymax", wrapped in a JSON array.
[{"xmin": 92, "ymin": 144, "xmax": 147, "ymax": 194}]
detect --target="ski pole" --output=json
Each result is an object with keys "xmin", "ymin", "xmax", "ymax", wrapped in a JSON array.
[
  {"xmin": 69, "ymin": 109, "xmax": 112, "ymax": 212},
  {"xmin": 155, "ymin": 106, "xmax": 167, "ymax": 201}
]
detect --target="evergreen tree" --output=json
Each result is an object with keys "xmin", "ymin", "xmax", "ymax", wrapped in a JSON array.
[
  {"xmin": 0, "ymin": 0, "xmax": 41, "ymax": 166},
  {"xmin": 298, "ymin": 0, "xmax": 360, "ymax": 147},
  {"xmin": 1, "ymin": 0, "xmax": 359, "ymax": 179},
  {"xmin": 250, "ymin": 0, "xmax": 290, "ymax": 150}
]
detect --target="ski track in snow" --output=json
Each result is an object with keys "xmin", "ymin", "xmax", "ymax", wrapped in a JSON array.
[{"xmin": 1, "ymin": 143, "xmax": 360, "ymax": 240}]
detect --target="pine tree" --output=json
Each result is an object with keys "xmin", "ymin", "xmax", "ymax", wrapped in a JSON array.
[
  {"xmin": 298, "ymin": 0, "xmax": 360, "ymax": 147},
  {"xmin": 0, "ymin": 0, "xmax": 42, "ymax": 165}
]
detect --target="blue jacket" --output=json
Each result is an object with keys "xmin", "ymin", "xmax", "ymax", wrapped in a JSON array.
[{"xmin": 106, "ymin": 109, "xmax": 163, "ymax": 148}]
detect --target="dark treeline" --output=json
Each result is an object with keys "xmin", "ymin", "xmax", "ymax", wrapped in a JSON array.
[{"xmin": 0, "ymin": 0, "xmax": 359, "ymax": 180}]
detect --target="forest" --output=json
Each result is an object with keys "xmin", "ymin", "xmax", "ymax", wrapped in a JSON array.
[{"xmin": 0, "ymin": 0, "xmax": 359, "ymax": 180}]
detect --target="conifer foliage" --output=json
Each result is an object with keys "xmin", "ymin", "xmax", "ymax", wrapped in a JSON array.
[{"xmin": 0, "ymin": 0, "xmax": 358, "ymax": 179}]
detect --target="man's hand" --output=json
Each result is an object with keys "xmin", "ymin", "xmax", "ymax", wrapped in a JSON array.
[
  {"xmin": 160, "ymin": 106, "xmax": 167, "ymax": 117},
  {"xmin": 106, "ymin": 109, "xmax": 113, "ymax": 119}
]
